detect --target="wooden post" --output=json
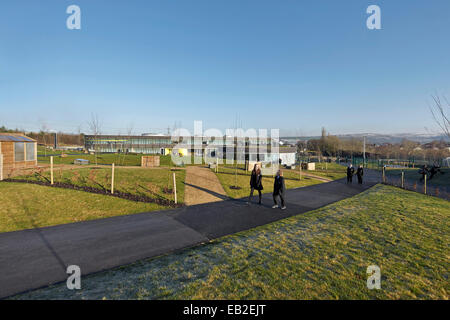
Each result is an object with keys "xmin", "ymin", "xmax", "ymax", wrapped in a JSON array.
[
  {"xmin": 50, "ymin": 156, "xmax": 54, "ymax": 185},
  {"xmin": 0, "ymin": 154, "xmax": 3, "ymax": 181},
  {"xmin": 299, "ymin": 162, "xmax": 302, "ymax": 180},
  {"xmin": 382, "ymin": 167, "xmax": 385, "ymax": 183},
  {"xmin": 173, "ymin": 172, "xmax": 177, "ymax": 204},
  {"xmin": 401, "ymin": 171, "xmax": 404, "ymax": 189},
  {"xmin": 424, "ymin": 174, "xmax": 427, "ymax": 195},
  {"xmin": 216, "ymin": 156, "xmax": 218, "ymax": 173},
  {"xmin": 111, "ymin": 163, "xmax": 115, "ymax": 194}
]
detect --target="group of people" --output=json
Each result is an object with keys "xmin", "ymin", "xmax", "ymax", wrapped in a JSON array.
[
  {"xmin": 247, "ymin": 162, "xmax": 366, "ymax": 208},
  {"xmin": 247, "ymin": 163, "xmax": 286, "ymax": 210},
  {"xmin": 419, "ymin": 164, "xmax": 443, "ymax": 182},
  {"xmin": 346, "ymin": 164, "xmax": 364, "ymax": 184}
]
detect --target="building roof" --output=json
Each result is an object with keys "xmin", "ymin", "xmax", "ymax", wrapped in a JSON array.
[
  {"xmin": 0, "ymin": 133, "xmax": 36, "ymax": 142},
  {"xmin": 279, "ymin": 147, "xmax": 297, "ymax": 153}
]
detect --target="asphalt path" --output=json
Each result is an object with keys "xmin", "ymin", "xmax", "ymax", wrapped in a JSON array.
[{"xmin": 0, "ymin": 175, "xmax": 379, "ymax": 298}]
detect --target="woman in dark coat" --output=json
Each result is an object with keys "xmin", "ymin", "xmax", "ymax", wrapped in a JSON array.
[
  {"xmin": 272, "ymin": 170, "xmax": 286, "ymax": 209},
  {"xmin": 347, "ymin": 164, "xmax": 355, "ymax": 183},
  {"xmin": 248, "ymin": 164, "xmax": 263, "ymax": 204},
  {"xmin": 356, "ymin": 165, "xmax": 364, "ymax": 184}
]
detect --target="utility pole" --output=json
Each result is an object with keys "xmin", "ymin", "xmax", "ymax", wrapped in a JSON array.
[{"xmin": 363, "ymin": 136, "xmax": 366, "ymax": 166}]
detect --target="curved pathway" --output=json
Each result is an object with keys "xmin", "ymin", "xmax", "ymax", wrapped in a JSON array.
[{"xmin": 0, "ymin": 176, "xmax": 379, "ymax": 298}]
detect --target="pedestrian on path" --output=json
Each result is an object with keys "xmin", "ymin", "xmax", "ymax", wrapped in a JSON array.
[
  {"xmin": 272, "ymin": 169, "xmax": 286, "ymax": 210},
  {"xmin": 347, "ymin": 164, "xmax": 355, "ymax": 183},
  {"xmin": 357, "ymin": 165, "xmax": 364, "ymax": 184},
  {"xmin": 248, "ymin": 164, "xmax": 263, "ymax": 204}
]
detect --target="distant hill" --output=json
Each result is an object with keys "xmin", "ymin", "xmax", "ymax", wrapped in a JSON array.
[{"xmin": 281, "ymin": 133, "xmax": 449, "ymax": 145}]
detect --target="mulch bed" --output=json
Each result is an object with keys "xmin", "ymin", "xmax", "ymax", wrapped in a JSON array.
[{"xmin": 3, "ymin": 179, "xmax": 182, "ymax": 208}]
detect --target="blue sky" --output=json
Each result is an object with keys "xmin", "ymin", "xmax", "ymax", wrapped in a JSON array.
[{"xmin": 0, "ymin": 0, "xmax": 449, "ymax": 136}]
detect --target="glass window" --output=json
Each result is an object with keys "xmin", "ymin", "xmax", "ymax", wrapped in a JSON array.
[
  {"xmin": 26, "ymin": 143, "xmax": 36, "ymax": 161},
  {"xmin": 14, "ymin": 142, "xmax": 25, "ymax": 161}
]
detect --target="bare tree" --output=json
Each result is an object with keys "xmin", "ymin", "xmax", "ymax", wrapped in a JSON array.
[
  {"xmin": 87, "ymin": 113, "xmax": 102, "ymax": 165},
  {"xmin": 76, "ymin": 125, "xmax": 83, "ymax": 146},
  {"xmin": 430, "ymin": 94, "xmax": 450, "ymax": 139},
  {"xmin": 39, "ymin": 121, "xmax": 49, "ymax": 157},
  {"xmin": 122, "ymin": 122, "xmax": 134, "ymax": 165}
]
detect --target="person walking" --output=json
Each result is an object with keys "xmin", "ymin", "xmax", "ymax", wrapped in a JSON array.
[
  {"xmin": 356, "ymin": 165, "xmax": 364, "ymax": 184},
  {"xmin": 272, "ymin": 169, "xmax": 286, "ymax": 210},
  {"xmin": 347, "ymin": 164, "xmax": 355, "ymax": 183},
  {"xmin": 248, "ymin": 164, "xmax": 263, "ymax": 205},
  {"xmin": 419, "ymin": 165, "xmax": 429, "ymax": 183}
]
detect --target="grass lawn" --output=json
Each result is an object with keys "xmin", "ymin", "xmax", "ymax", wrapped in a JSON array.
[
  {"xmin": 12, "ymin": 167, "xmax": 186, "ymax": 204},
  {"xmin": 0, "ymin": 183, "xmax": 165, "ymax": 233},
  {"xmin": 38, "ymin": 153, "xmax": 175, "ymax": 167},
  {"xmin": 214, "ymin": 166, "xmax": 323, "ymax": 198},
  {"xmin": 37, "ymin": 146, "xmax": 85, "ymax": 156},
  {"xmin": 13, "ymin": 184, "xmax": 449, "ymax": 300}
]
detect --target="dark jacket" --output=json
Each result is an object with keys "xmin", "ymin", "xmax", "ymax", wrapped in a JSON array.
[
  {"xmin": 273, "ymin": 176, "xmax": 286, "ymax": 195},
  {"xmin": 250, "ymin": 171, "xmax": 263, "ymax": 190},
  {"xmin": 347, "ymin": 166, "xmax": 355, "ymax": 176},
  {"xmin": 357, "ymin": 167, "xmax": 364, "ymax": 176}
]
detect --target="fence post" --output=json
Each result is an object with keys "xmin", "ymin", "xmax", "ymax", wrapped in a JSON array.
[
  {"xmin": 401, "ymin": 171, "xmax": 404, "ymax": 189},
  {"xmin": 382, "ymin": 167, "xmax": 385, "ymax": 183},
  {"xmin": 424, "ymin": 174, "xmax": 427, "ymax": 195},
  {"xmin": 0, "ymin": 154, "xmax": 3, "ymax": 181},
  {"xmin": 111, "ymin": 163, "xmax": 115, "ymax": 194},
  {"xmin": 173, "ymin": 172, "xmax": 177, "ymax": 204},
  {"xmin": 50, "ymin": 156, "xmax": 54, "ymax": 185},
  {"xmin": 299, "ymin": 162, "xmax": 302, "ymax": 180}
]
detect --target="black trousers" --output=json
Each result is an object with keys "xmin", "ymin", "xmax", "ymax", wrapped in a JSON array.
[
  {"xmin": 347, "ymin": 175, "xmax": 353, "ymax": 183},
  {"xmin": 273, "ymin": 193, "xmax": 285, "ymax": 207},
  {"xmin": 249, "ymin": 188, "xmax": 262, "ymax": 203},
  {"xmin": 357, "ymin": 175, "xmax": 363, "ymax": 184}
]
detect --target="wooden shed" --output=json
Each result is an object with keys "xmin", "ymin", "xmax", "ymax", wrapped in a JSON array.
[
  {"xmin": 141, "ymin": 155, "xmax": 160, "ymax": 167},
  {"xmin": 0, "ymin": 133, "xmax": 37, "ymax": 179}
]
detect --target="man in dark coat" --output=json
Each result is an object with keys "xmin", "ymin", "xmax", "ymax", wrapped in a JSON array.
[
  {"xmin": 428, "ymin": 165, "xmax": 443, "ymax": 181},
  {"xmin": 272, "ymin": 170, "xmax": 286, "ymax": 210},
  {"xmin": 248, "ymin": 164, "xmax": 263, "ymax": 204},
  {"xmin": 347, "ymin": 164, "xmax": 355, "ymax": 183},
  {"xmin": 419, "ymin": 165, "xmax": 428, "ymax": 182},
  {"xmin": 356, "ymin": 165, "xmax": 364, "ymax": 184}
]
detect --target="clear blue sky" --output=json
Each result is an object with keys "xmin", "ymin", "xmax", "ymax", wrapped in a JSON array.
[{"xmin": 1, "ymin": 0, "xmax": 449, "ymax": 136}]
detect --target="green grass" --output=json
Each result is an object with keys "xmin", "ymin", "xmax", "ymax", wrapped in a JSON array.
[
  {"xmin": 38, "ymin": 153, "xmax": 175, "ymax": 167},
  {"xmin": 37, "ymin": 146, "xmax": 85, "ymax": 156},
  {"xmin": 0, "ymin": 183, "xmax": 165, "ymax": 233},
  {"xmin": 13, "ymin": 167, "xmax": 186, "ymax": 204},
  {"xmin": 14, "ymin": 184, "xmax": 449, "ymax": 300},
  {"xmin": 214, "ymin": 165, "xmax": 323, "ymax": 198}
]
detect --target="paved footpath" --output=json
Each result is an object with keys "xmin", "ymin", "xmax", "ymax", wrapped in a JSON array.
[
  {"xmin": 184, "ymin": 166, "xmax": 227, "ymax": 205},
  {"xmin": 0, "ymin": 174, "xmax": 380, "ymax": 298}
]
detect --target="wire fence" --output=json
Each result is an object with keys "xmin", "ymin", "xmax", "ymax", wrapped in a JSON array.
[{"xmin": 381, "ymin": 174, "xmax": 449, "ymax": 201}]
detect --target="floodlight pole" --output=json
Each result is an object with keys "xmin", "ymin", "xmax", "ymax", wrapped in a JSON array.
[{"xmin": 363, "ymin": 136, "xmax": 366, "ymax": 166}]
